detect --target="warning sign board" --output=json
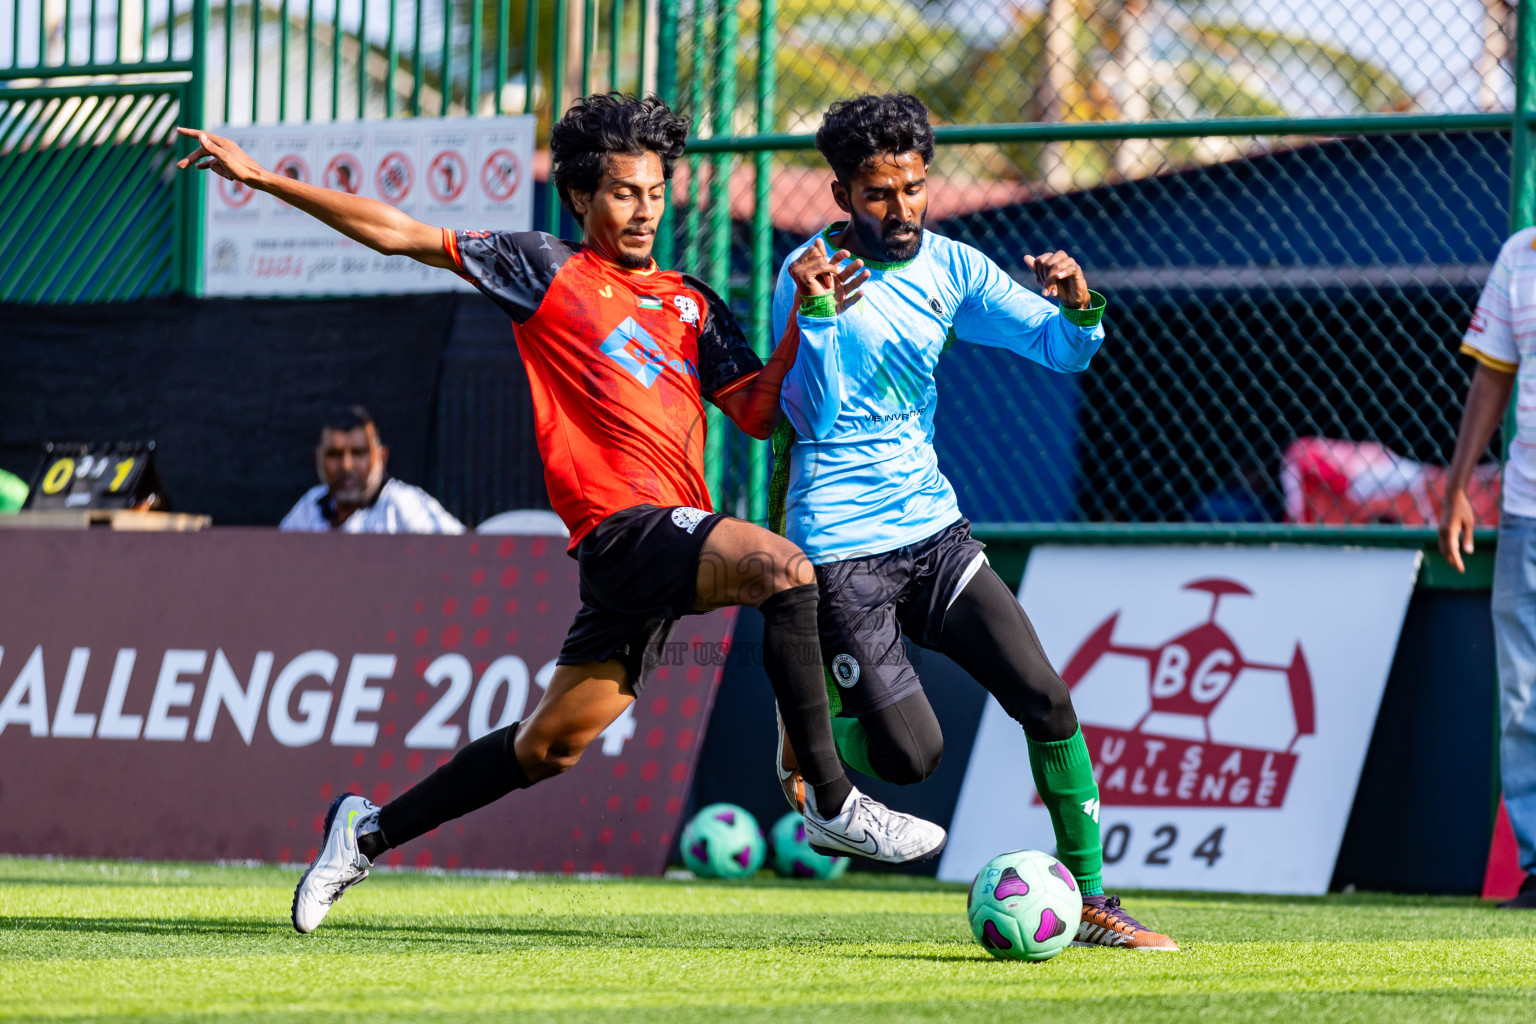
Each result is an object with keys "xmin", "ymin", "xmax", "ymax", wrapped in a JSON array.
[
  {"xmin": 201, "ymin": 115, "xmax": 535, "ymax": 297},
  {"xmin": 482, "ymin": 149, "xmax": 520, "ymax": 202},
  {"xmin": 273, "ymin": 154, "xmax": 309, "ymax": 182},
  {"xmin": 428, "ymin": 150, "xmax": 467, "ymax": 202},
  {"xmin": 218, "ymin": 175, "xmax": 255, "ymax": 208},
  {"xmin": 324, "ymin": 153, "xmax": 363, "ymax": 194},
  {"xmin": 375, "ymin": 151, "xmax": 413, "ymax": 205}
]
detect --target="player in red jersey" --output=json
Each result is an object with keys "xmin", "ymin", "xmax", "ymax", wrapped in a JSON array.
[{"xmin": 176, "ymin": 94, "xmax": 945, "ymax": 934}]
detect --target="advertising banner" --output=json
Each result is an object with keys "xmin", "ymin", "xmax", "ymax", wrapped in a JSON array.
[
  {"xmin": 0, "ymin": 531, "xmax": 733, "ymax": 875},
  {"xmin": 202, "ymin": 115, "xmax": 536, "ymax": 297},
  {"xmin": 939, "ymin": 545, "xmax": 1421, "ymax": 894}
]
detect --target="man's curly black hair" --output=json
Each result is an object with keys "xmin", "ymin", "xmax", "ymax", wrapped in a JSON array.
[
  {"xmin": 550, "ymin": 92, "xmax": 690, "ymax": 218},
  {"xmin": 815, "ymin": 92, "xmax": 935, "ymax": 183}
]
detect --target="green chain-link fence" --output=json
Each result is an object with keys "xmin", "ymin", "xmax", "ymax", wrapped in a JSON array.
[
  {"xmin": 666, "ymin": 0, "xmax": 1529, "ymax": 532},
  {"xmin": 2, "ymin": 0, "xmax": 1530, "ymax": 533}
]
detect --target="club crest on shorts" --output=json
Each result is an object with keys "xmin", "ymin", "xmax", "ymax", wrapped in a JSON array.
[
  {"xmin": 673, "ymin": 294, "xmax": 701, "ymax": 326},
  {"xmin": 831, "ymin": 653, "xmax": 861, "ymax": 688},
  {"xmin": 671, "ymin": 506, "xmax": 710, "ymax": 534}
]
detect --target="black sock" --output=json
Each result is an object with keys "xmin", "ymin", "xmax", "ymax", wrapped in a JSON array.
[
  {"xmin": 370, "ymin": 723, "xmax": 532, "ymax": 853},
  {"xmin": 760, "ymin": 583, "xmax": 852, "ymax": 816}
]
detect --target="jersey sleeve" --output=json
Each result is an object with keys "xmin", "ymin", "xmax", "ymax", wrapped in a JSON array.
[
  {"xmin": 445, "ymin": 228, "xmax": 573, "ymax": 323},
  {"xmin": 949, "ymin": 242, "xmax": 1106, "ymax": 373},
  {"xmin": 1461, "ymin": 240, "xmax": 1519, "ymax": 373},
  {"xmin": 681, "ymin": 273, "xmax": 765, "ymax": 403}
]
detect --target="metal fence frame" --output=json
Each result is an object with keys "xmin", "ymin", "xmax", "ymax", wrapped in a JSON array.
[{"xmin": 5, "ymin": 0, "xmax": 1534, "ymax": 553}]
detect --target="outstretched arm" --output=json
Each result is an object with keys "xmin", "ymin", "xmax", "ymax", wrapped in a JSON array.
[
  {"xmin": 175, "ymin": 127, "xmax": 455, "ymax": 270},
  {"xmin": 953, "ymin": 245, "xmax": 1106, "ymax": 372}
]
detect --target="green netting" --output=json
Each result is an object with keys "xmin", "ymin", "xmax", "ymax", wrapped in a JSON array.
[{"xmin": 667, "ymin": 0, "xmax": 1519, "ymax": 529}]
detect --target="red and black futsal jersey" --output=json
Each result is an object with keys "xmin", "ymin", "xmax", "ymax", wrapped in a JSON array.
[{"xmin": 442, "ymin": 229, "xmax": 762, "ymax": 548}]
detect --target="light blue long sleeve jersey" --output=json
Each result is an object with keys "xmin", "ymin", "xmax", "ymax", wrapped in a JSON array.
[{"xmin": 772, "ymin": 225, "xmax": 1107, "ymax": 564}]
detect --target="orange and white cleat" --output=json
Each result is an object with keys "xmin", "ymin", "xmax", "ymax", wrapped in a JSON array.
[
  {"xmin": 775, "ymin": 705, "xmax": 807, "ymax": 814},
  {"xmin": 1075, "ymin": 894, "xmax": 1179, "ymax": 950}
]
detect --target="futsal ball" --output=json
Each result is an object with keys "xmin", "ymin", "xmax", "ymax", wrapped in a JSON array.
[
  {"xmin": 769, "ymin": 811, "xmax": 850, "ymax": 880},
  {"xmin": 680, "ymin": 803, "xmax": 766, "ymax": 878},
  {"xmin": 967, "ymin": 849, "xmax": 1081, "ymax": 962}
]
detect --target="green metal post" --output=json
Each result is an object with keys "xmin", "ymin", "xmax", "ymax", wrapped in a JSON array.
[
  {"xmin": 89, "ymin": 0, "xmax": 97, "ymax": 62},
  {"xmin": 636, "ymin": 0, "xmax": 647, "ymax": 95},
  {"xmin": 439, "ymin": 0, "xmax": 452, "ymax": 114},
  {"xmin": 412, "ymin": 0, "xmax": 424, "ymax": 114},
  {"xmin": 225, "ymin": 0, "xmax": 236, "ymax": 119},
  {"xmin": 305, "ymin": 0, "xmax": 316, "ymax": 119},
  {"xmin": 681, "ymin": 0, "xmax": 705, "ymax": 273},
  {"xmin": 494, "ymin": 0, "xmax": 508, "ymax": 113},
  {"xmin": 330, "ymin": 0, "xmax": 341, "ymax": 118},
  {"xmin": 581, "ymin": 0, "xmax": 594, "ymax": 98},
  {"xmin": 1508, "ymin": 1, "xmax": 1536, "ymax": 461},
  {"xmin": 252, "ymin": 0, "xmax": 262, "ymax": 120},
  {"xmin": 1495, "ymin": 0, "xmax": 1536, "ymax": 828},
  {"xmin": 468, "ymin": 0, "xmax": 483, "ymax": 114},
  {"xmin": 385, "ymin": 0, "xmax": 396, "ymax": 115},
  {"xmin": 608, "ymin": 0, "xmax": 622, "ymax": 91},
  {"xmin": 62, "ymin": 0, "xmax": 71, "ymax": 63},
  {"xmin": 184, "ymin": 0, "xmax": 208, "ymax": 294},
  {"xmin": 547, "ymin": 0, "xmax": 567, "ymax": 232},
  {"xmin": 1514, "ymin": 0, "xmax": 1536, "ymax": 232},
  {"xmin": 704, "ymin": 0, "xmax": 737, "ymax": 509},
  {"xmin": 358, "ymin": 0, "xmax": 370, "ymax": 117},
  {"xmin": 652, "ymin": 0, "xmax": 678, "ymax": 268},
  {"xmin": 280, "ymin": 0, "xmax": 290, "ymax": 119},
  {"xmin": 747, "ymin": 0, "xmax": 775, "ymax": 524},
  {"xmin": 522, "ymin": 0, "xmax": 538, "ymax": 115}
]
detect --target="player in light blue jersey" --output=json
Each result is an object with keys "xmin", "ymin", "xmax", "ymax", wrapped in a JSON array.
[{"xmin": 769, "ymin": 93, "xmax": 1176, "ymax": 950}]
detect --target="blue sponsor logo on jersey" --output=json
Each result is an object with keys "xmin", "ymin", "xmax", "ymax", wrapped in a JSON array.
[{"xmin": 599, "ymin": 317, "xmax": 698, "ymax": 387}]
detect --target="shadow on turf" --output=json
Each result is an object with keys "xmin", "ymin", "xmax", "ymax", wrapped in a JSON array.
[{"xmin": 0, "ymin": 915, "xmax": 618, "ymax": 943}]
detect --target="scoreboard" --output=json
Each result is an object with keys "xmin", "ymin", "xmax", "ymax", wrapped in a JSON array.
[{"xmin": 25, "ymin": 442, "xmax": 160, "ymax": 511}]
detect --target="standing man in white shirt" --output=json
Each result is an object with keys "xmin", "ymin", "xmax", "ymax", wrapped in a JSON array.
[
  {"xmin": 1441, "ymin": 227, "xmax": 1536, "ymax": 909},
  {"xmin": 279, "ymin": 405, "xmax": 464, "ymax": 534}
]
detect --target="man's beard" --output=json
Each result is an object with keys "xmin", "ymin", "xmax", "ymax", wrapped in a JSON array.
[
  {"xmin": 852, "ymin": 214, "xmax": 924, "ymax": 262},
  {"xmin": 614, "ymin": 235, "xmax": 654, "ymax": 269}
]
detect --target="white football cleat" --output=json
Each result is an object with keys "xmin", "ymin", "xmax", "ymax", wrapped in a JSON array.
[
  {"xmin": 291, "ymin": 793, "xmax": 378, "ymax": 934},
  {"xmin": 775, "ymin": 705, "xmax": 807, "ymax": 814},
  {"xmin": 802, "ymin": 785, "xmax": 946, "ymax": 864}
]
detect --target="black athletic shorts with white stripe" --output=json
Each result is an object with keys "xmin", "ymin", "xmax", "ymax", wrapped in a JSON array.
[
  {"xmin": 813, "ymin": 517, "xmax": 987, "ymax": 718},
  {"xmin": 557, "ymin": 503, "xmax": 726, "ymax": 694}
]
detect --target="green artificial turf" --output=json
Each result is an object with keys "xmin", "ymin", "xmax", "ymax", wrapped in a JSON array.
[{"xmin": 2, "ymin": 857, "xmax": 1534, "ymax": 1022}]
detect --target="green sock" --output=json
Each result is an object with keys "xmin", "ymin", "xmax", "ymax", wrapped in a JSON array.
[
  {"xmin": 1026, "ymin": 726, "xmax": 1103, "ymax": 895},
  {"xmin": 830, "ymin": 716, "xmax": 879, "ymax": 778}
]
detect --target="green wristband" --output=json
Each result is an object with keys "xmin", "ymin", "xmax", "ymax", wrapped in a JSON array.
[
  {"xmin": 1060, "ymin": 289, "xmax": 1106, "ymax": 328},
  {"xmin": 798, "ymin": 292, "xmax": 837, "ymax": 318}
]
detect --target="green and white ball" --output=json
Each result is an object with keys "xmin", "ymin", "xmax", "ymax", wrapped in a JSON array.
[
  {"xmin": 967, "ymin": 850, "xmax": 1081, "ymax": 961},
  {"xmin": 769, "ymin": 812, "xmax": 849, "ymax": 880},
  {"xmin": 680, "ymin": 803, "xmax": 766, "ymax": 878}
]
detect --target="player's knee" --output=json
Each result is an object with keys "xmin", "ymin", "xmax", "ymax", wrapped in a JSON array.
[
  {"xmin": 517, "ymin": 733, "xmax": 590, "ymax": 782},
  {"xmin": 761, "ymin": 541, "xmax": 815, "ymax": 594},
  {"xmin": 1023, "ymin": 677, "xmax": 1078, "ymax": 742},
  {"xmin": 871, "ymin": 737, "xmax": 943, "ymax": 786}
]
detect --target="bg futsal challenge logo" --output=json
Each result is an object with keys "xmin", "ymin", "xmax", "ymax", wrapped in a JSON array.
[{"xmin": 1050, "ymin": 578, "xmax": 1315, "ymax": 810}]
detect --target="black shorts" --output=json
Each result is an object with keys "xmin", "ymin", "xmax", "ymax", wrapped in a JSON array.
[
  {"xmin": 814, "ymin": 518, "xmax": 987, "ymax": 717},
  {"xmin": 558, "ymin": 504, "xmax": 726, "ymax": 694}
]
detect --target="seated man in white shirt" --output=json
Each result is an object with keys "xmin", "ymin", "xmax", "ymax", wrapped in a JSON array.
[{"xmin": 279, "ymin": 405, "xmax": 464, "ymax": 534}]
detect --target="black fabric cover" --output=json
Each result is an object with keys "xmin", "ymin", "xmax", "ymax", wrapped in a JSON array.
[{"xmin": 0, "ymin": 294, "xmax": 456, "ymax": 526}]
